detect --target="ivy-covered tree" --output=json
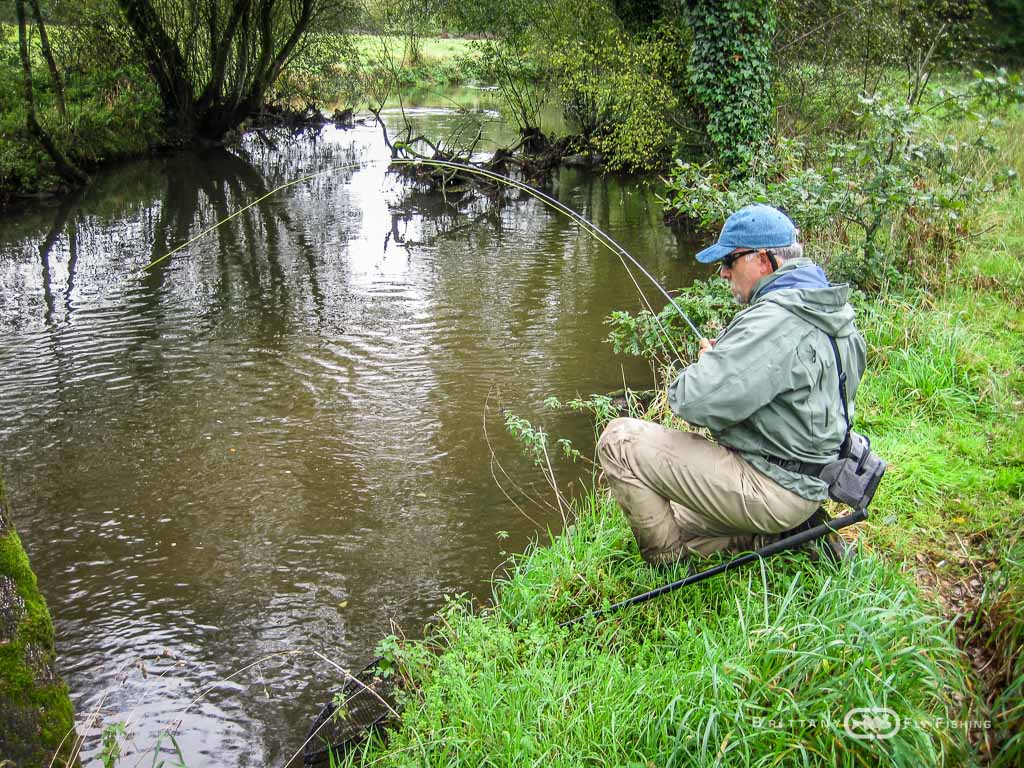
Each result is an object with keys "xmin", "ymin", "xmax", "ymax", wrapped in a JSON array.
[{"xmin": 686, "ymin": 0, "xmax": 776, "ymax": 173}]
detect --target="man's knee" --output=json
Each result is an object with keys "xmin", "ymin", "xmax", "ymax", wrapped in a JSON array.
[
  {"xmin": 597, "ymin": 417, "xmax": 643, "ymax": 463},
  {"xmin": 598, "ymin": 421, "xmax": 643, "ymax": 475}
]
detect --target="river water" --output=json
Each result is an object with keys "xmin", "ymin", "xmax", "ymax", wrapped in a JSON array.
[{"xmin": 0, "ymin": 92, "xmax": 705, "ymax": 765}]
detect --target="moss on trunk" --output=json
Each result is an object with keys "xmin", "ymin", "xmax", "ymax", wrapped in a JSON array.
[{"xmin": 0, "ymin": 468, "xmax": 78, "ymax": 767}]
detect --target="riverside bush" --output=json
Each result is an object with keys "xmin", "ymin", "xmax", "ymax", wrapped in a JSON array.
[
  {"xmin": 0, "ymin": 26, "xmax": 163, "ymax": 199},
  {"xmin": 552, "ymin": 22, "xmax": 690, "ymax": 171},
  {"xmin": 660, "ymin": 72, "xmax": 1023, "ymax": 291},
  {"xmin": 605, "ymin": 276, "xmax": 734, "ymax": 365}
]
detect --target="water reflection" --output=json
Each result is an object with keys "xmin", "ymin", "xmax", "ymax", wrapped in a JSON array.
[{"xmin": 0, "ymin": 109, "xmax": 705, "ymax": 766}]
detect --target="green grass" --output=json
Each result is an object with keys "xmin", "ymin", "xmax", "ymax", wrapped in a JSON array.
[
  {"xmin": 349, "ymin": 33, "xmax": 481, "ymax": 87},
  {"xmin": 0, "ymin": 23, "xmax": 165, "ymax": 199},
  {"xmin": 353, "ymin": 492, "xmax": 973, "ymax": 767},
  {"xmin": 849, "ymin": 190, "xmax": 1024, "ymax": 559},
  {"xmin": 352, "ymin": 34, "xmax": 478, "ymax": 63}
]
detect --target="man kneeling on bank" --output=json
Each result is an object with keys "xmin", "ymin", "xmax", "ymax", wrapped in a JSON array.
[{"xmin": 597, "ymin": 204, "xmax": 866, "ymax": 565}]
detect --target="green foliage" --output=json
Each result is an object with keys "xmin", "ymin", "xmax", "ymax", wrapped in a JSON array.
[
  {"xmin": 0, "ymin": 470, "xmax": 76, "ymax": 767},
  {"xmin": 983, "ymin": 538, "xmax": 1024, "ymax": 767},
  {"xmin": 149, "ymin": 730, "xmax": 190, "ymax": 768},
  {"xmin": 375, "ymin": 633, "xmax": 404, "ymax": 679},
  {"xmin": 469, "ymin": 39, "xmax": 546, "ymax": 132},
  {"xmin": 504, "ymin": 412, "xmax": 580, "ymax": 465},
  {"xmin": 610, "ymin": 0, "xmax": 666, "ymax": 33},
  {"xmin": 543, "ymin": 394, "xmax": 619, "ymax": 434},
  {"xmin": 686, "ymin": 0, "xmax": 776, "ymax": 173},
  {"xmin": 100, "ymin": 722, "xmax": 127, "ymax": 768},
  {"xmin": 605, "ymin": 277, "xmax": 735, "ymax": 364},
  {"xmin": 0, "ymin": 22, "xmax": 164, "ymax": 198},
  {"xmin": 271, "ymin": 33, "xmax": 361, "ymax": 110},
  {"xmin": 774, "ymin": 0, "xmax": 989, "ymax": 141},
  {"xmin": 661, "ymin": 73, "xmax": 1023, "ymax": 290},
  {"xmin": 553, "ymin": 21, "xmax": 690, "ymax": 171}
]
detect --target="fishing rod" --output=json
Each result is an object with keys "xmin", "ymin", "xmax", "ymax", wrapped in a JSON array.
[{"xmin": 390, "ymin": 158, "xmax": 708, "ymax": 344}]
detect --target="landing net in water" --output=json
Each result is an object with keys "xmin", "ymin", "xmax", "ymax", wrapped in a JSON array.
[{"xmin": 303, "ymin": 658, "xmax": 401, "ymax": 766}]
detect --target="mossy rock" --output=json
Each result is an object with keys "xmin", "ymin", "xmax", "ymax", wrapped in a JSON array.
[{"xmin": 0, "ymin": 468, "xmax": 78, "ymax": 767}]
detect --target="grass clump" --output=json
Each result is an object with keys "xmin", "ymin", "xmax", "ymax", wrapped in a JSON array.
[{"xmin": 357, "ymin": 494, "xmax": 973, "ymax": 767}]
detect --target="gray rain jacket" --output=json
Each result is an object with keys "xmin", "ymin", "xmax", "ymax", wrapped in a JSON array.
[{"xmin": 668, "ymin": 258, "xmax": 868, "ymax": 501}]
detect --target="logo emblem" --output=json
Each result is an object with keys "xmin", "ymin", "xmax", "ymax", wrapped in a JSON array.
[{"xmin": 844, "ymin": 707, "xmax": 901, "ymax": 740}]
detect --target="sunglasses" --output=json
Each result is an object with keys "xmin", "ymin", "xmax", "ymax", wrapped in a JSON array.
[{"xmin": 718, "ymin": 248, "xmax": 760, "ymax": 273}]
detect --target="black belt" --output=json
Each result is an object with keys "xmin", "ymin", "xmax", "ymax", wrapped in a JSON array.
[{"xmin": 766, "ymin": 455, "xmax": 827, "ymax": 477}]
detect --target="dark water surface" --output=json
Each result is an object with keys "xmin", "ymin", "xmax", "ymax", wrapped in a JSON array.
[{"xmin": 0, "ymin": 100, "xmax": 704, "ymax": 765}]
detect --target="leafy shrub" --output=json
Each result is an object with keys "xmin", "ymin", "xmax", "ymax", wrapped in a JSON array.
[
  {"xmin": 270, "ymin": 33, "xmax": 362, "ymax": 109},
  {"xmin": 774, "ymin": 0, "xmax": 990, "ymax": 141},
  {"xmin": 605, "ymin": 277, "xmax": 735, "ymax": 366},
  {"xmin": 661, "ymin": 72, "xmax": 1023, "ymax": 290},
  {"xmin": 552, "ymin": 22, "xmax": 691, "ymax": 171},
  {"xmin": 469, "ymin": 39, "xmax": 547, "ymax": 132}
]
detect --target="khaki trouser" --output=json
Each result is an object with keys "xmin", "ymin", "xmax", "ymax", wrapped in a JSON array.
[{"xmin": 597, "ymin": 417, "xmax": 819, "ymax": 565}]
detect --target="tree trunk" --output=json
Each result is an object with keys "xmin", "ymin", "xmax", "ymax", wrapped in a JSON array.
[
  {"xmin": 15, "ymin": 0, "xmax": 87, "ymax": 186},
  {"xmin": 27, "ymin": 0, "xmax": 66, "ymax": 121},
  {"xmin": 116, "ymin": 0, "xmax": 327, "ymax": 143},
  {"xmin": 195, "ymin": 0, "xmax": 252, "ymax": 115},
  {"xmin": 116, "ymin": 0, "xmax": 198, "ymax": 138}
]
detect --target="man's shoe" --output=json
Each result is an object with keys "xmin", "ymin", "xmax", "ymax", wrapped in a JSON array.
[
  {"xmin": 816, "ymin": 530, "xmax": 854, "ymax": 564},
  {"xmin": 798, "ymin": 508, "xmax": 855, "ymax": 564}
]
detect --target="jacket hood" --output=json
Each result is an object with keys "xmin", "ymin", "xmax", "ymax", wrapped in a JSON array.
[{"xmin": 750, "ymin": 258, "xmax": 857, "ymax": 337}]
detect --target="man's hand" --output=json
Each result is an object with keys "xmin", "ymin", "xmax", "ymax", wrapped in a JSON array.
[{"xmin": 698, "ymin": 337, "xmax": 716, "ymax": 359}]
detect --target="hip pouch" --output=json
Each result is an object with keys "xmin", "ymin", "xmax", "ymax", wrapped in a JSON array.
[{"xmin": 818, "ymin": 431, "xmax": 886, "ymax": 511}]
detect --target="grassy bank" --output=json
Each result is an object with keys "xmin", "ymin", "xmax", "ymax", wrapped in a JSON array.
[
  {"xmin": 358, "ymin": 495, "xmax": 977, "ymax": 766},
  {"xmin": 346, "ymin": 135, "xmax": 1024, "ymax": 766},
  {"xmin": 344, "ymin": 33, "xmax": 483, "ymax": 93},
  {"xmin": 353, "ymin": 34, "xmax": 478, "ymax": 82},
  {"xmin": 0, "ymin": 23, "xmax": 167, "ymax": 201}
]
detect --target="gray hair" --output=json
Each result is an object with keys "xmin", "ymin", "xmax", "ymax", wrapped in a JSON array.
[{"xmin": 771, "ymin": 241, "xmax": 803, "ymax": 264}]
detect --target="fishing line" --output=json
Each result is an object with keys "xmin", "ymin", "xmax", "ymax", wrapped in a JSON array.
[
  {"xmin": 137, "ymin": 161, "xmax": 369, "ymax": 275},
  {"xmin": 404, "ymin": 162, "xmax": 701, "ymax": 377},
  {"xmin": 138, "ymin": 155, "xmax": 706, "ymax": 365}
]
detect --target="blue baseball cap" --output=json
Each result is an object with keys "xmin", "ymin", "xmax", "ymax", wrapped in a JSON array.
[{"xmin": 695, "ymin": 204, "xmax": 797, "ymax": 264}]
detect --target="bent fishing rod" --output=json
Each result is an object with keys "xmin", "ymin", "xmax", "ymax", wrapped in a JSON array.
[
  {"xmin": 391, "ymin": 158, "xmax": 708, "ymax": 343},
  {"xmin": 138, "ymin": 156, "xmax": 708, "ymax": 357},
  {"xmin": 135, "ymin": 153, "xmax": 869, "ymax": 632}
]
